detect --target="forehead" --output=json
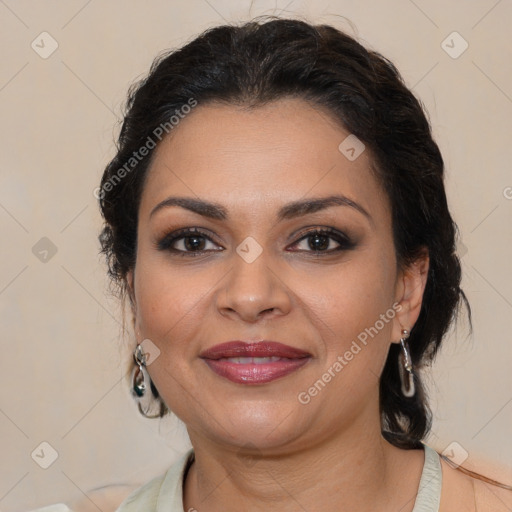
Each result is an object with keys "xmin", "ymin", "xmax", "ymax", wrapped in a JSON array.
[{"xmin": 139, "ymin": 98, "xmax": 389, "ymax": 223}]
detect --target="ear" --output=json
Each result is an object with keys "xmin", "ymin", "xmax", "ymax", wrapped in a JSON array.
[
  {"xmin": 391, "ymin": 248, "xmax": 429, "ymax": 343},
  {"xmin": 126, "ymin": 269, "xmax": 137, "ymax": 329}
]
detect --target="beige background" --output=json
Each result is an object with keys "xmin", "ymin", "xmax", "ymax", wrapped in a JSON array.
[{"xmin": 0, "ymin": 1, "xmax": 511, "ymax": 510}]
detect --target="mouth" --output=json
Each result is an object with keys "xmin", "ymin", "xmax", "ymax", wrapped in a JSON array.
[{"xmin": 199, "ymin": 341, "xmax": 311, "ymax": 384}]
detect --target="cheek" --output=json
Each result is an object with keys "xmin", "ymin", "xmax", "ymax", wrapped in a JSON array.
[
  {"xmin": 133, "ymin": 259, "xmax": 207, "ymax": 399},
  {"xmin": 133, "ymin": 253, "xmax": 204, "ymax": 340},
  {"xmin": 307, "ymin": 267, "xmax": 396, "ymax": 407},
  {"xmin": 303, "ymin": 252, "xmax": 396, "ymax": 347}
]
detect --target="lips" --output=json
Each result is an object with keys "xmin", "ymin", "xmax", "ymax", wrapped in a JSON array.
[{"xmin": 200, "ymin": 341, "xmax": 311, "ymax": 384}]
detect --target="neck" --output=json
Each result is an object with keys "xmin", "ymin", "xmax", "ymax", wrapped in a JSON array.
[{"xmin": 183, "ymin": 408, "xmax": 424, "ymax": 512}]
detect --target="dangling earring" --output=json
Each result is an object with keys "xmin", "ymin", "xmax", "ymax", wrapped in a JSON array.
[
  {"xmin": 398, "ymin": 329, "xmax": 415, "ymax": 397},
  {"xmin": 132, "ymin": 343, "xmax": 149, "ymax": 398}
]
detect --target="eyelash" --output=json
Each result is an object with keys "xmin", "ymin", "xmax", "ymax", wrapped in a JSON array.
[{"xmin": 156, "ymin": 227, "xmax": 355, "ymax": 257}]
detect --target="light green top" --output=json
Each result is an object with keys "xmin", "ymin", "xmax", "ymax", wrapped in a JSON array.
[{"xmin": 115, "ymin": 443, "xmax": 442, "ymax": 512}]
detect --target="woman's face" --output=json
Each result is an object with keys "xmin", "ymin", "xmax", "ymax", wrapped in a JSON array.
[{"xmin": 129, "ymin": 98, "xmax": 426, "ymax": 452}]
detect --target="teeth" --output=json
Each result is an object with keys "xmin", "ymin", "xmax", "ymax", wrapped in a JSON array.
[{"xmin": 224, "ymin": 356, "xmax": 283, "ymax": 364}]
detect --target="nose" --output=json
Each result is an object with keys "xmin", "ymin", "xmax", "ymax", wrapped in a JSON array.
[{"xmin": 216, "ymin": 248, "xmax": 292, "ymax": 323}]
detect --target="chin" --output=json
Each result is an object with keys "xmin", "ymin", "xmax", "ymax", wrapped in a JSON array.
[{"xmin": 209, "ymin": 402, "xmax": 309, "ymax": 450}]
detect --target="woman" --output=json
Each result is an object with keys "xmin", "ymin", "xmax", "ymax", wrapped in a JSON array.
[{"xmin": 93, "ymin": 17, "xmax": 511, "ymax": 512}]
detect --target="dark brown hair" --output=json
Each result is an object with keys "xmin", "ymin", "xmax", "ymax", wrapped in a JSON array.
[{"xmin": 100, "ymin": 15, "xmax": 473, "ymax": 454}]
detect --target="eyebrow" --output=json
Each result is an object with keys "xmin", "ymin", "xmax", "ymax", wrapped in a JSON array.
[{"xmin": 149, "ymin": 195, "xmax": 372, "ymax": 224}]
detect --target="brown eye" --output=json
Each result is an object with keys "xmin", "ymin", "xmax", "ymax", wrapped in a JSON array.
[
  {"xmin": 289, "ymin": 228, "xmax": 355, "ymax": 254},
  {"xmin": 181, "ymin": 234, "xmax": 207, "ymax": 251},
  {"xmin": 305, "ymin": 233, "xmax": 333, "ymax": 251},
  {"xmin": 156, "ymin": 228, "xmax": 223, "ymax": 255}
]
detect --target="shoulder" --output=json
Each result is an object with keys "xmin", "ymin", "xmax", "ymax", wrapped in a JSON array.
[
  {"xmin": 113, "ymin": 473, "xmax": 168, "ymax": 511},
  {"xmin": 115, "ymin": 448, "xmax": 194, "ymax": 511},
  {"xmin": 68, "ymin": 473, "xmax": 169, "ymax": 512},
  {"xmin": 438, "ymin": 455, "xmax": 512, "ymax": 512},
  {"xmin": 473, "ymin": 478, "xmax": 512, "ymax": 511},
  {"xmin": 28, "ymin": 450, "xmax": 194, "ymax": 512},
  {"xmin": 68, "ymin": 485, "xmax": 141, "ymax": 512},
  {"xmin": 25, "ymin": 482, "xmax": 160, "ymax": 512}
]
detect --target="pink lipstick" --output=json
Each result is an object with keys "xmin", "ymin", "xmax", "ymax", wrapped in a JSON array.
[{"xmin": 200, "ymin": 341, "xmax": 311, "ymax": 384}]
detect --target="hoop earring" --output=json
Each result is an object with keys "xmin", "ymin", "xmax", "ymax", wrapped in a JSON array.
[
  {"xmin": 398, "ymin": 329, "xmax": 415, "ymax": 397},
  {"xmin": 132, "ymin": 344, "xmax": 149, "ymax": 398}
]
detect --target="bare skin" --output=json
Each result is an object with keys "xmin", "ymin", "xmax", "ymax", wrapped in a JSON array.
[{"xmin": 123, "ymin": 98, "xmax": 512, "ymax": 512}]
